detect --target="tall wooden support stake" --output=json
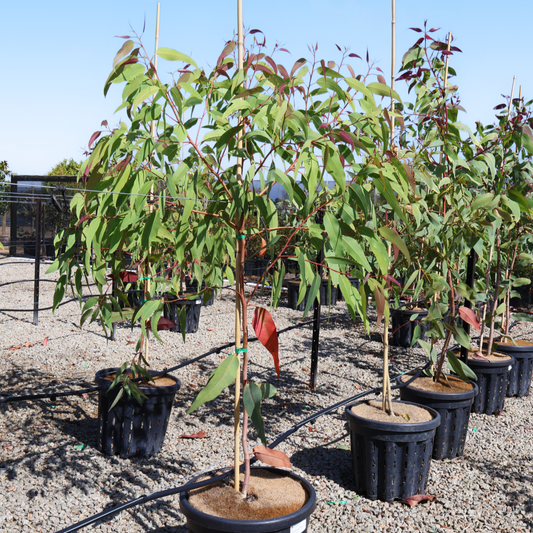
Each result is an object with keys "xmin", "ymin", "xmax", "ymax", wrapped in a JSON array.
[
  {"xmin": 33, "ymin": 198, "xmax": 42, "ymax": 326},
  {"xmin": 233, "ymin": 0, "xmax": 245, "ymax": 490},
  {"xmin": 144, "ymin": 3, "xmax": 161, "ymax": 360}
]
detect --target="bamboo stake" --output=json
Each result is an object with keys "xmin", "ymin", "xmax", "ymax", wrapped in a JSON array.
[
  {"xmin": 233, "ymin": 0, "xmax": 244, "ymax": 492},
  {"xmin": 508, "ymin": 76, "xmax": 516, "ymax": 122},
  {"xmin": 390, "ymin": 0, "xmax": 395, "ymax": 146},
  {"xmin": 143, "ymin": 3, "xmax": 161, "ymax": 363}
]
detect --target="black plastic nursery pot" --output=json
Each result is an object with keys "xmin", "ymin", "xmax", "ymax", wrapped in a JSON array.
[
  {"xmin": 185, "ymin": 280, "xmax": 215, "ymax": 306},
  {"xmin": 494, "ymin": 340, "xmax": 533, "ymax": 397},
  {"xmin": 164, "ymin": 294, "xmax": 203, "ymax": 333},
  {"xmin": 345, "ymin": 400, "xmax": 440, "ymax": 502},
  {"xmin": 398, "ymin": 376, "xmax": 478, "ymax": 460},
  {"xmin": 465, "ymin": 354, "xmax": 515, "ymax": 415},
  {"xmin": 95, "ymin": 368, "xmax": 180, "ymax": 458},
  {"xmin": 286, "ymin": 279, "xmax": 338, "ymax": 311},
  {"xmin": 179, "ymin": 466, "xmax": 317, "ymax": 533},
  {"xmin": 390, "ymin": 308, "xmax": 429, "ymax": 348}
]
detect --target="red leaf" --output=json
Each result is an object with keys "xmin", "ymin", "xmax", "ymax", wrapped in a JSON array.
[
  {"xmin": 119, "ymin": 270, "xmax": 139, "ymax": 283},
  {"xmin": 217, "ymin": 41, "xmax": 236, "ymax": 67},
  {"xmin": 337, "ymin": 130, "xmax": 354, "ymax": 150},
  {"xmin": 252, "ymin": 307, "xmax": 280, "ymax": 378},
  {"xmin": 278, "ymin": 64, "xmax": 289, "ymax": 80},
  {"xmin": 258, "ymin": 237, "xmax": 267, "ymax": 257},
  {"xmin": 253, "ymin": 445, "xmax": 291, "ymax": 468},
  {"xmin": 403, "ymin": 494, "xmax": 436, "ymax": 507},
  {"xmin": 428, "ymin": 28, "xmax": 440, "ymax": 32},
  {"xmin": 75, "ymin": 214, "xmax": 92, "ymax": 229},
  {"xmin": 290, "ymin": 58, "xmax": 307, "ymax": 77},
  {"xmin": 441, "ymin": 50, "xmax": 453, "ymax": 56},
  {"xmin": 265, "ymin": 56, "xmax": 278, "ymax": 75},
  {"xmin": 42, "ymin": 337, "xmax": 48, "ymax": 347},
  {"xmin": 458, "ymin": 306, "xmax": 481, "ymax": 332},
  {"xmin": 156, "ymin": 317, "xmax": 177, "ymax": 331},
  {"xmin": 101, "ymin": 120, "xmax": 108, "ymax": 127},
  {"xmin": 348, "ymin": 53, "xmax": 361, "ymax": 59},
  {"xmin": 88, "ymin": 131, "xmax": 101, "ymax": 148},
  {"xmin": 179, "ymin": 430, "xmax": 207, "ymax": 439},
  {"xmin": 253, "ymin": 64, "xmax": 274, "ymax": 76},
  {"xmin": 279, "ymin": 48, "xmax": 290, "ymax": 53},
  {"xmin": 377, "ymin": 74, "xmax": 387, "ymax": 85},
  {"xmin": 409, "ymin": 27, "xmax": 423, "ymax": 33},
  {"xmin": 249, "ymin": 29, "xmax": 263, "ymax": 35}
]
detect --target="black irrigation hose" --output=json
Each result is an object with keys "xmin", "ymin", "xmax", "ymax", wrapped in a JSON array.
[
  {"xmin": 56, "ymin": 361, "xmax": 431, "ymax": 533},
  {"xmin": 0, "ymin": 296, "xmax": 82, "ymax": 313},
  {"xmin": 0, "ymin": 312, "xmax": 352, "ymax": 405},
  {"xmin": 0, "ymin": 279, "xmax": 58, "ymax": 288}
]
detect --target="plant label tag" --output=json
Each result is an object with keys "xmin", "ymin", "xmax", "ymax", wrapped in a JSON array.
[
  {"xmin": 508, "ymin": 365, "xmax": 513, "ymax": 371},
  {"xmin": 290, "ymin": 519, "xmax": 307, "ymax": 533},
  {"xmin": 196, "ymin": 300, "xmax": 201, "ymax": 305}
]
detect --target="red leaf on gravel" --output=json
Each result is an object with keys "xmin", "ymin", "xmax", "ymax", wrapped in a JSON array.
[
  {"xmin": 253, "ymin": 445, "xmax": 291, "ymax": 468},
  {"xmin": 206, "ymin": 327, "xmax": 215, "ymax": 332},
  {"xmin": 403, "ymin": 494, "xmax": 436, "ymax": 507},
  {"xmin": 179, "ymin": 430, "xmax": 207, "ymax": 439},
  {"xmin": 24, "ymin": 342, "xmax": 34, "ymax": 348}
]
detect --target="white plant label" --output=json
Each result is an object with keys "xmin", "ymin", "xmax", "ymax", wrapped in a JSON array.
[
  {"xmin": 290, "ymin": 519, "xmax": 307, "ymax": 533},
  {"xmin": 196, "ymin": 300, "xmax": 201, "ymax": 305},
  {"xmin": 508, "ymin": 365, "xmax": 513, "ymax": 371}
]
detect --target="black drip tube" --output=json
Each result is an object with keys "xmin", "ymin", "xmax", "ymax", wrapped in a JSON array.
[{"xmin": 55, "ymin": 362, "xmax": 430, "ymax": 533}]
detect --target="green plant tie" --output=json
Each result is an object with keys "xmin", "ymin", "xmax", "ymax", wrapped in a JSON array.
[
  {"xmin": 139, "ymin": 276, "xmax": 151, "ymax": 280},
  {"xmin": 236, "ymin": 348, "xmax": 248, "ymax": 353},
  {"xmin": 236, "ymin": 234, "xmax": 246, "ymax": 239},
  {"xmin": 141, "ymin": 299, "xmax": 147, "ymax": 304}
]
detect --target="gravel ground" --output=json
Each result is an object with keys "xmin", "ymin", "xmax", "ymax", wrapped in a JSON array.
[{"xmin": 1, "ymin": 257, "xmax": 532, "ymax": 533}]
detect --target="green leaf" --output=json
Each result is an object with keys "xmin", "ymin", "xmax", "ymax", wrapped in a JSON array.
[
  {"xmin": 108, "ymin": 387, "xmax": 125, "ymax": 411},
  {"xmin": 512, "ymin": 312, "xmax": 533, "ymax": 322},
  {"xmin": 453, "ymin": 325, "xmax": 472, "ymax": 350},
  {"xmin": 187, "ymin": 353, "xmax": 239, "ymax": 413},
  {"xmin": 157, "ymin": 48, "xmax": 197, "ymax": 68},
  {"xmin": 447, "ymin": 351, "xmax": 477, "ymax": 382},
  {"xmin": 342, "ymin": 236, "xmax": 371, "ymax": 271},
  {"xmin": 243, "ymin": 382, "xmax": 266, "ymax": 446},
  {"xmin": 366, "ymin": 82, "xmax": 402, "ymax": 102},
  {"xmin": 378, "ymin": 227, "xmax": 410, "ymax": 265},
  {"xmin": 260, "ymin": 383, "xmax": 277, "ymax": 400}
]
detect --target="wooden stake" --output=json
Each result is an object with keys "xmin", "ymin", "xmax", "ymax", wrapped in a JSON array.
[
  {"xmin": 233, "ymin": 0, "xmax": 244, "ymax": 491},
  {"xmin": 144, "ymin": 3, "xmax": 161, "ymax": 362},
  {"xmin": 508, "ymin": 76, "xmax": 516, "ymax": 122},
  {"xmin": 390, "ymin": 0, "xmax": 395, "ymax": 146}
]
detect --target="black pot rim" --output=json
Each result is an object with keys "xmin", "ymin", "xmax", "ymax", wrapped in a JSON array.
[
  {"xmin": 397, "ymin": 375, "xmax": 478, "ymax": 401},
  {"xmin": 345, "ymin": 399, "xmax": 441, "ymax": 433},
  {"xmin": 494, "ymin": 339, "xmax": 533, "ymax": 355},
  {"xmin": 391, "ymin": 307, "xmax": 428, "ymax": 316},
  {"xmin": 179, "ymin": 466, "xmax": 316, "ymax": 533},
  {"xmin": 466, "ymin": 355, "xmax": 516, "ymax": 370},
  {"xmin": 95, "ymin": 367, "xmax": 181, "ymax": 395}
]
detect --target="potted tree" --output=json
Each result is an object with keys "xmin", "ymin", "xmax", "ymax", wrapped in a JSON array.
[{"xmin": 50, "ymin": 25, "xmax": 373, "ymax": 528}]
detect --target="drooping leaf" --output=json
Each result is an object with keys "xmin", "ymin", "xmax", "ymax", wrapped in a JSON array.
[
  {"xmin": 457, "ymin": 306, "xmax": 481, "ymax": 332},
  {"xmin": 113, "ymin": 40, "xmax": 134, "ymax": 70},
  {"xmin": 253, "ymin": 445, "xmax": 291, "ymax": 468},
  {"xmin": 260, "ymin": 383, "xmax": 277, "ymax": 400},
  {"xmin": 187, "ymin": 353, "xmax": 239, "ymax": 414},
  {"xmin": 252, "ymin": 307, "xmax": 280, "ymax": 378},
  {"xmin": 243, "ymin": 382, "xmax": 266, "ymax": 445},
  {"xmin": 157, "ymin": 48, "xmax": 197, "ymax": 68},
  {"xmin": 447, "ymin": 351, "xmax": 477, "ymax": 382},
  {"xmin": 378, "ymin": 227, "xmax": 410, "ymax": 265}
]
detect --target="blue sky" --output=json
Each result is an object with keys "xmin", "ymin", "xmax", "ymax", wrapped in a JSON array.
[{"xmin": 2, "ymin": 1, "xmax": 532, "ymax": 176}]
